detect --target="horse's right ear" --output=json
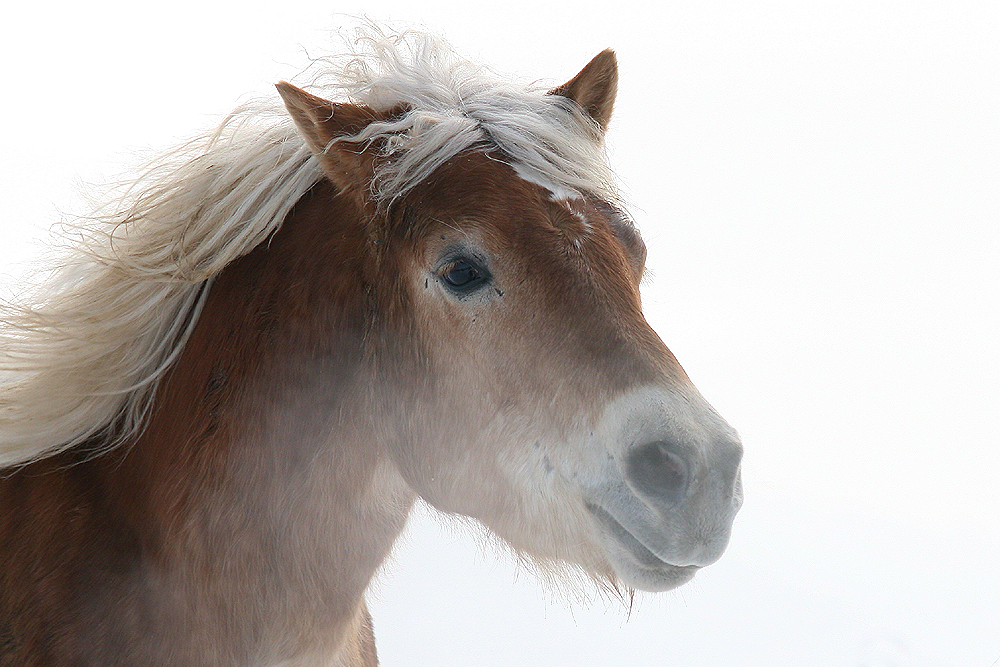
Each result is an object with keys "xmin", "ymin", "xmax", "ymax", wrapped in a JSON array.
[
  {"xmin": 276, "ymin": 81, "xmax": 380, "ymax": 200},
  {"xmin": 549, "ymin": 49, "xmax": 619, "ymax": 133}
]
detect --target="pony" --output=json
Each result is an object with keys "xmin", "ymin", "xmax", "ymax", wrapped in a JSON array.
[{"xmin": 0, "ymin": 27, "xmax": 743, "ymax": 666}]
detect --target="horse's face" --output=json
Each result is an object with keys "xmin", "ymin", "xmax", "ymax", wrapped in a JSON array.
[
  {"xmin": 377, "ymin": 151, "xmax": 743, "ymax": 592},
  {"xmin": 276, "ymin": 56, "xmax": 742, "ymax": 591}
]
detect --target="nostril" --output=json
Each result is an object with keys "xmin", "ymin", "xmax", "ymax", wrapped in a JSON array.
[{"xmin": 625, "ymin": 441, "xmax": 690, "ymax": 507}]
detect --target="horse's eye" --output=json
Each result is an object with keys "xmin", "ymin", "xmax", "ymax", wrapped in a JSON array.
[{"xmin": 441, "ymin": 260, "xmax": 487, "ymax": 292}]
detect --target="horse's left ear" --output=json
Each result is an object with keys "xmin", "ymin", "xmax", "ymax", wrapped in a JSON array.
[
  {"xmin": 276, "ymin": 81, "xmax": 382, "ymax": 199},
  {"xmin": 549, "ymin": 49, "xmax": 619, "ymax": 133}
]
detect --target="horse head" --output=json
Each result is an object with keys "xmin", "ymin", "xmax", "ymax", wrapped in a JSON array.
[{"xmin": 277, "ymin": 49, "xmax": 743, "ymax": 593}]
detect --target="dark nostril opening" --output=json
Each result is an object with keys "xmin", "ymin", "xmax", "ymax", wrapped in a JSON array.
[{"xmin": 625, "ymin": 441, "xmax": 690, "ymax": 506}]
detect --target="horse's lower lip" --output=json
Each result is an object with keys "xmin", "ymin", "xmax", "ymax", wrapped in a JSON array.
[{"xmin": 586, "ymin": 503, "xmax": 698, "ymax": 572}]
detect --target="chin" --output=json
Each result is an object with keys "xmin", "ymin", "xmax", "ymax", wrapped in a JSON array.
[
  {"xmin": 614, "ymin": 560, "xmax": 700, "ymax": 593},
  {"xmin": 586, "ymin": 503, "xmax": 705, "ymax": 593}
]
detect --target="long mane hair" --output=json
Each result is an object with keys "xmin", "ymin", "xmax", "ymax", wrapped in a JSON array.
[{"xmin": 0, "ymin": 24, "xmax": 618, "ymax": 467}]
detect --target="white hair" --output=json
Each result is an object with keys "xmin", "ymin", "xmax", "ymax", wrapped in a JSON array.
[
  {"xmin": 0, "ymin": 23, "xmax": 619, "ymax": 466},
  {"xmin": 306, "ymin": 23, "xmax": 618, "ymax": 204}
]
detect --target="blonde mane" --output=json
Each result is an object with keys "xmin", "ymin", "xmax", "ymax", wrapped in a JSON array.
[{"xmin": 0, "ymin": 24, "xmax": 618, "ymax": 466}]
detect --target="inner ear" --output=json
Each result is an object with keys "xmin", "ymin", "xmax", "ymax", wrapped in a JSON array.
[
  {"xmin": 549, "ymin": 49, "xmax": 619, "ymax": 132},
  {"xmin": 276, "ymin": 81, "xmax": 388, "ymax": 199},
  {"xmin": 275, "ymin": 82, "xmax": 384, "ymax": 154}
]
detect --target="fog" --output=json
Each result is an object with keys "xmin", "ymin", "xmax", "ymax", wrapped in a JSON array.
[{"xmin": 1, "ymin": 2, "xmax": 997, "ymax": 665}]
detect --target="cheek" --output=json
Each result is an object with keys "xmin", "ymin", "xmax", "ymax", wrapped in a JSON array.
[
  {"xmin": 389, "ymin": 396, "xmax": 515, "ymax": 517},
  {"xmin": 386, "ymin": 327, "xmax": 543, "ymax": 513},
  {"xmin": 393, "ymin": 393, "xmax": 610, "ymax": 566}
]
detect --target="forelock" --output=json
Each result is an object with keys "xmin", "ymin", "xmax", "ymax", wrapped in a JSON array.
[{"xmin": 300, "ymin": 23, "xmax": 620, "ymax": 204}]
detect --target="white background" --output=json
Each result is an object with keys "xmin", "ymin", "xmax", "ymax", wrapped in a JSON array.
[{"xmin": 1, "ymin": 2, "xmax": 997, "ymax": 665}]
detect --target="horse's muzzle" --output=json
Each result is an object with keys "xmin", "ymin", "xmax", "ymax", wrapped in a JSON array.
[{"xmin": 582, "ymin": 388, "xmax": 743, "ymax": 590}]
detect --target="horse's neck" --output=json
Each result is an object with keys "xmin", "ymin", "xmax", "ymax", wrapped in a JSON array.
[{"xmin": 103, "ymin": 181, "xmax": 415, "ymax": 661}]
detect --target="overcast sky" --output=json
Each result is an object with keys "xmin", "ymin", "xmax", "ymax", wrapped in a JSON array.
[{"xmin": 1, "ymin": 2, "xmax": 997, "ymax": 665}]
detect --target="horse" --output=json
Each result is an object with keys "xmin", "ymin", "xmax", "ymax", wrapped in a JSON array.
[{"xmin": 0, "ymin": 27, "xmax": 743, "ymax": 666}]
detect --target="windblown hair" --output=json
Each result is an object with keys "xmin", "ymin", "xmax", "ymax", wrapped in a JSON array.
[{"xmin": 0, "ymin": 23, "xmax": 618, "ymax": 466}]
